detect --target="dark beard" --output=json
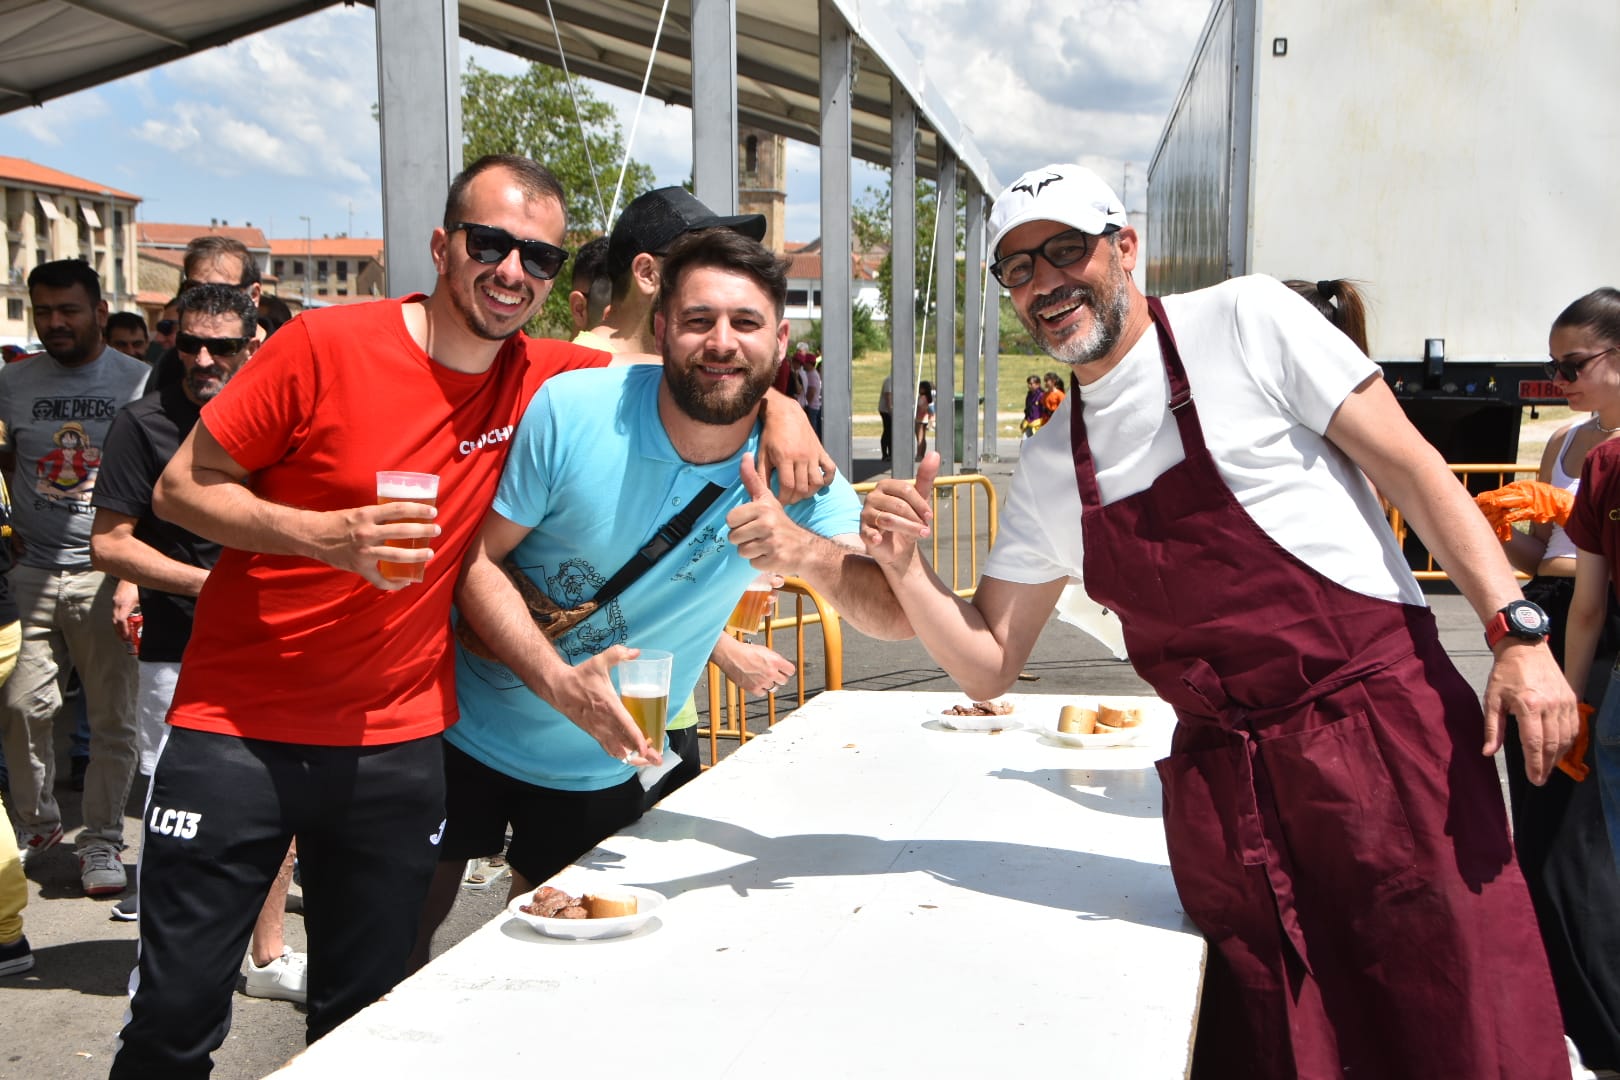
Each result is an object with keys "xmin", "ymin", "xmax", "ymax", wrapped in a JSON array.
[
  {"xmin": 449, "ymin": 271, "xmax": 532, "ymax": 342},
  {"xmin": 663, "ymin": 359, "xmax": 776, "ymax": 425}
]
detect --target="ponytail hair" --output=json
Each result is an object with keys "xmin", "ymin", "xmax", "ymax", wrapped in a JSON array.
[
  {"xmin": 1551, "ymin": 287, "xmax": 1620, "ymax": 344},
  {"xmin": 1285, "ymin": 278, "xmax": 1370, "ymax": 356}
]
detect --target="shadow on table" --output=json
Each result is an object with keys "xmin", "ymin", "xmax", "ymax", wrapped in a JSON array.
[
  {"xmin": 594, "ymin": 810, "xmax": 1189, "ymax": 934},
  {"xmin": 987, "ymin": 766, "xmax": 1163, "ymax": 820}
]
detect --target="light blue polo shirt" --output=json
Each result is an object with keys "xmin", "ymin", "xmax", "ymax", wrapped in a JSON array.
[{"xmin": 447, "ymin": 364, "xmax": 862, "ymax": 791}]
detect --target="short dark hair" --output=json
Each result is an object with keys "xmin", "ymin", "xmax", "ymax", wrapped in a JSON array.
[
  {"xmin": 571, "ymin": 236, "xmax": 610, "ymax": 293},
  {"xmin": 177, "ymin": 283, "xmax": 258, "ymax": 339},
  {"xmin": 106, "ymin": 312, "xmax": 148, "ymax": 337},
  {"xmin": 443, "ymin": 155, "xmax": 566, "ymax": 230},
  {"xmin": 658, "ymin": 228, "xmax": 789, "ymax": 320},
  {"xmin": 28, "ymin": 259, "xmax": 101, "ymax": 305},
  {"xmin": 184, "ymin": 235, "xmax": 260, "ymax": 288},
  {"xmin": 257, "ymin": 294, "xmax": 294, "ymax": 337},
  {"xmin": 1552, "ymin": 287, "xmax": 1620, "ymax": 345}
]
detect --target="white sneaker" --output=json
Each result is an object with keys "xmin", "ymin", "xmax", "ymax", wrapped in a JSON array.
[{"xmin": 243, "ymin": 947, "xmax": 308, "ymax": 1004}]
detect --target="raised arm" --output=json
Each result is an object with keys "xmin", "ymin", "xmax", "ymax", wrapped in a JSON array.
[
  {"xmin": 152, "ymin": 420, "xmax": 439, "ymax": 591},
  {"xmin": 725, "ymin": 453, "xmax": 912, "ymax": 640},
  {"xmin": 455, "ymin": 508, "xmax": 657, "ymax": 765},
  {"xmin": 860, "ymin": 452, "xmax": 1065, "ymax": 699},
  {"xmin": 756, "ymin": 388, "xmax": 835, "ymax": 505},
  {"xmin": 1326, "ymin": 373, "xmax": 1577, "ymax": 783}
]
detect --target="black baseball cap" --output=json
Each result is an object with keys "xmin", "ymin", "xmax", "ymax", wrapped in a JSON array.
[{"xmin": 606, "ymin": 187, "xmax": 767, "ymax": 279}]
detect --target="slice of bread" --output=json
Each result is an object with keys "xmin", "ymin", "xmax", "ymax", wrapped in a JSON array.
[
  {"xmin": 582, "ymin": 892, "xmax": 638, "ymax": 919},
  {"xmin": 1058, "ymin": 706, "xmax": 1098, "ymax": 734}
]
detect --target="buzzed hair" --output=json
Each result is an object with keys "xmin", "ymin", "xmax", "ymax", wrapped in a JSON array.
[
  {"xmin": 106, "ymin": 311, "xmax": 148, "ymax": 337},
  {"xmin": 184, "ymin": 235, "xmax": 260, "ymax": 287},
  {"xmin": 28, "ymin": 259, "xmax": 102, "ymax": 305},
  {"xmin": 658, "ymin": 228, "xmax": 790, "ymax": 320},
  {"xmin": 443, "ymin": 155, "xmax": 566, "ymax": 230}
]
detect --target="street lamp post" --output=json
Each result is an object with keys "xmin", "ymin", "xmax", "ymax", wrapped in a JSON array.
[{"xmin": 298, "ymin": 215, "xmax": 312, "ymax": 304}]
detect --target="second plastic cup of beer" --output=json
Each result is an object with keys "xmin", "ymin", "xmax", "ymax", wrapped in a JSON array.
[
  {"xmin": 726, "ymin": 572, "xmax": 775, "ymax": 635},
  {"xmin": 376, "ymin": 471, "xmax": 439, "ymax": 583},
  {"xmin": 615, "ymin": 649, "xmax": 673, "ymax": 751}
]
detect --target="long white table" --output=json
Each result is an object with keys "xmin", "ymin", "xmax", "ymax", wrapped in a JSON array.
[{"xmin": 273, "ymin": 691, "xmax": 1205, "ymax": 1078}]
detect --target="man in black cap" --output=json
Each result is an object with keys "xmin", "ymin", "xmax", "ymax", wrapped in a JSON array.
[{"xmin": 582, "ymin": 187, "xmax": 768, "ymax": 355}]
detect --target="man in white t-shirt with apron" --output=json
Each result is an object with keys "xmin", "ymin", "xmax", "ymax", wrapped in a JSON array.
[{"xmin": 860, "ymin": 164, "xmax": 1577, "ymax": 1079}]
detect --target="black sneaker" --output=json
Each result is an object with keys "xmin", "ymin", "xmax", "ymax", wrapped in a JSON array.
[
  {"xmin": 111, "ymin": 895, "xmax": 138, "ymax": 922},
  {"xmin": 0, "ymin": 935, "xmax": 34, "ymax": 976}
]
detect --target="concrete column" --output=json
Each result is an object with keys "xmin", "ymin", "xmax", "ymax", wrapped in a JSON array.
[
  {"xmin": 375, "ymin": 0, "xmax": 461, "ymax": 298},
  {"xmin": 890, "ymin": 85, "xmax": 917, "ymax": 479},
  {"xmin": 934, "ymin": 147, "xmax": 957, "ymax": 473},
  {"xmin": 690, "ymin": 0, "xmax": 738, "ymax": 215},
  {"xmin": 818, "ymin": 0, "xmax": 853, "ymax": 476},
  {"xmin": 961, "ymin": 176, "xmax": 984, "ymax": 472}
]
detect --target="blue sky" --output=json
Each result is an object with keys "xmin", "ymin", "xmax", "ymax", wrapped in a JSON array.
[{"xmin": 0, "ymin": 2, "xmax": 1208, "ymax": 247}]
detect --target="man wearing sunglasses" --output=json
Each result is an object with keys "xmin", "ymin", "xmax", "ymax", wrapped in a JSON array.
[
  {"xmin": 143, "ymin": 236, "xmax": 264, "ymax": 395},
  {"xmin": 859, "ymin": 163, "xmax": 1574, "ymax": 1077}
]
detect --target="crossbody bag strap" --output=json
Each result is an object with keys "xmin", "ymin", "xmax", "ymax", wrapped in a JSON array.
[{"xmin": 591, "ymin": 481, "xmax": 727, "ymax": 608}]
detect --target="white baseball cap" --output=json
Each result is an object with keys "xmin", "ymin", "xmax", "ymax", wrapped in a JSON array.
[{"xmin": 989, "ymin": 164, "xmax": 1128, "ymax": 259}]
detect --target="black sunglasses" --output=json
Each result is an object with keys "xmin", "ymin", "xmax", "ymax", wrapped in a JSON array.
[
  {"xmin": 990, "ymin": 226, "xmax": 1116, "ymax": 288},
  {"xmin": 175, "ymin": 333, "xmax": 250, "ymax": 358},
  {"xmin": 449, "ymin": 222, "xmax": 569, "ymax": 281},
  {"xmin": 155, "ymin": 319, "xmax": 176, "ymax": 335},
  {"xmin": 1544, "ymin": 345, "xmax": 1620, "ymax": 383}
]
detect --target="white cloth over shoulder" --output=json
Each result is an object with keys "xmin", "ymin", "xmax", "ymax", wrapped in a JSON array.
[{"xmin": 986, "ymin": 275, "xmax": 1424, "ymax": 607}]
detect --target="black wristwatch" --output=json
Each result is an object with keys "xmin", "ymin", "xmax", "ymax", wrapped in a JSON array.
[{"xmin": 1484, "ymin": 599, "xmax": 1551, "ymax": 648}]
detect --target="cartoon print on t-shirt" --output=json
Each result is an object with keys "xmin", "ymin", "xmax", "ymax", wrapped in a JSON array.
[
  {"xmin": 35, "ymin": 421, "xmax": 102, "ymax": 504},
  {"xmin": 671, "ymin": 525, "xmax": 726, "ymax": 584}
]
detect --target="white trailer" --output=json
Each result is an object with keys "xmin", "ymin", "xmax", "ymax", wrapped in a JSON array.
[{"xmin": 1147, "ymin": 0, "xmax": 1620, "ymax": 368}]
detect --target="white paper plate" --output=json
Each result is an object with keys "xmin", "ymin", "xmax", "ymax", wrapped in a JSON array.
[
  {"xmin": 506, "ymin": 882, "xmax": 665, "ymax": 940},
  {"xmin": 936, "ymin": 707, "xmax": 1020, "ymax": 732},
  {"xmin": 1038, "ymin": 725, "xmax": 1144, "ymax": 748}
]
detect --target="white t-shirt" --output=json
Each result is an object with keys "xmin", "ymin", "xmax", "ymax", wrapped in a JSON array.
[{"xmin": 985, "ymin": 275, "xmax": 1424, "ymax": 607}]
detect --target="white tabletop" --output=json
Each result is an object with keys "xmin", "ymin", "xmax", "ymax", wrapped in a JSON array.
[{"xmin": 273, "ymin": 691, "xmax": 1205, "ymax": 1078}]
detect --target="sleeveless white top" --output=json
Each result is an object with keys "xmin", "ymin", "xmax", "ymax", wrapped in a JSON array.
[{"xmin": 1543, "ymin": 423, "xmax": 1585, "ymax": 563}]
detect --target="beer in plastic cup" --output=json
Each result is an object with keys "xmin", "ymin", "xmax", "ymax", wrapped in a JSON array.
[
  {"xmin": 376, "ymin": 471, "xmax": 439, "ymax": 583},
  {"xmin": 616, "ymin": 649, "xmax": 673, "ymax": 750},
  {"xmin": 726, "ymin": 572, "xmax": 774, "ymax": 635}
]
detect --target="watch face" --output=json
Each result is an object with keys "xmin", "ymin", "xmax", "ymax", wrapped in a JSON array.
[{"xmin": 1509, "ymin": 601, "xmax": 1549, "ymax": 635}]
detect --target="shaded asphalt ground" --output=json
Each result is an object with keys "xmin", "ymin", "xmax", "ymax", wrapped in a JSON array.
[{"xmin": 0, "ymin": 434, "xmax": 1510, "ymax": 1080}]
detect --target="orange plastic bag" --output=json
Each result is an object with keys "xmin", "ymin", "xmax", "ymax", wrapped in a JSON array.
[{"xmin": 1474, "ymin": 480, "xmax": 1575, "ymax": 542}]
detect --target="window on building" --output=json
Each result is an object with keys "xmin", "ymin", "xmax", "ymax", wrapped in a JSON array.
[
  {"xmin": 787, "ymin": 288, "xmax": 808, "ymax": 307},
  {"xmin": 6, "ymin": 299, "xmax": 22, "ymax": 321},
  {"xmin": 746, "ymin": 135, "xmax": 758, "ymax": 176},
  {"xmin": 316, "ymin": 259, "xmax": 328, "ymax": 280},
  {"xmin": 274, "ymin": 259, "xmax": 285, "ymax": 278},
  {"xmin": 336, "ymin": 260, "xmax": 348, "ymax": 282},
  {"xmin": 293, "ymin": 260, "xmax": 304, "ymax": 276}
]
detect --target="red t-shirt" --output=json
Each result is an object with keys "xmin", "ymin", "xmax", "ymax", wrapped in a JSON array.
[
  {"xmin": 167, "ymin": 297, "xmax": 608, "ymax": 746},
  {"xmin": 1565, "ymin": 436, "xmax": 1620, "ymax": 604}
]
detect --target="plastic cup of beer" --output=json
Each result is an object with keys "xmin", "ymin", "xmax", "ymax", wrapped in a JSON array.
[
  {"xmin": 375, "ymin": 471, "xmax": 439, "ymax": 583},
  {"xmin": 616, "ymin": 649, "xmax": 673, "ymax": 750},
  {"xmin": 726, "ymin": 572, "xmax": 775, "ymax": 635}
]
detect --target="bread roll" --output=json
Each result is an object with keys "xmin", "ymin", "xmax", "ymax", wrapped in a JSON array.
[
  {"xmin": 1057, "ymin": 706, "xmax": 1098, "ymax": 734},
  {"xmin": 1097, "ymin": 705, "xmax": 1143, "ymax": 730},
  {"xmin": 582, "ymin": 892, "xmax": 638, "ymax": 919}
]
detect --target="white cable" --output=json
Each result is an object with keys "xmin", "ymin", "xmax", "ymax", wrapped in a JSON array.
[
  {"xmin": 918, "ymin": 191, "xmax": 940, "ymax": 358},
  {"xmin": 608, "ymin": 0, "xmax": 672, "ymax": 228},
  {"xmin": 543, "ymin": 0, "xmax": 608, "ymax": 232}
]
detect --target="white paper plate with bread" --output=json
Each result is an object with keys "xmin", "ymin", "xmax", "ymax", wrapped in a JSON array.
[
  {"xmin": 1039, "ymin": 701, "xmax": 1154, "ymax": 748},
  {"xmin": 506, "ymin": 871, "xmax": 666, "ymax": 940}
]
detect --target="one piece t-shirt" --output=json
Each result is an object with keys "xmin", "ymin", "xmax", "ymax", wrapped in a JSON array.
[
  {"xmin": 985, "ymin": 275, "xmax": 1422, "ymax": 606},
  {"xmin": 92, "ymin": 383, "xmax": 220, "ymax": 662},
  {"xmin": 166, "ymin": 297, "xmax": 608, "ymax": 746},
  {"xmin": 0, "ymin": 344, "xmax": 150, "ymax": 568},
  {"xmin": 448, "ymin": 364, "xmax": 862, "ymax": 791}
]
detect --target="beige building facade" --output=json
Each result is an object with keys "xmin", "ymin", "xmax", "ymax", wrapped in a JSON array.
[
  {"xmin": 1, "ymin": 156, "xmax": 141, "ymax": 344},
  {"xmin": 267, "ymin": 236, "xmax": 385, "ymax": 304}
]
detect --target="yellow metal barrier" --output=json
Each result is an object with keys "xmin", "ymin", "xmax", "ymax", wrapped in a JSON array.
[
  {"xmin": 1387, "ymin": 463, "xmax": 1537, "ymax": 581},
  {"xmin": 697, "ymin": 473, "xmax": 1000, "ymax": 764}
]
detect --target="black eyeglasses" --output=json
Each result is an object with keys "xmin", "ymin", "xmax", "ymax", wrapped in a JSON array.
[
  {"xmin": 990, "ymin": 227, "xmax": 1115, "ymax": 288},
  {"xmin": 449, "ymin": 222, "xmax": 569, "ymax": 281},
  {"xmin": 1545, "ymin": 345, "xmax": 1620, "ymax": 383},
  {"xmin": 155, "ymin": 320, "xmax": 176, "ymax": 335},
  {"xmin": 175, "ymin": 333, "xmax": 250, "ymax": 358}
]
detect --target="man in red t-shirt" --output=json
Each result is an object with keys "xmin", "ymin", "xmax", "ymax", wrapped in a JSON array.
[{"xmin": 109, "ymin": 155, "xmax": 606, "ymax": 1077}]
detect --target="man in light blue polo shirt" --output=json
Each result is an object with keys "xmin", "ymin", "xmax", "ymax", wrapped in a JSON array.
[{"xmin": 412, "ymin": 228, "xmax": 911, "ymax": 960}]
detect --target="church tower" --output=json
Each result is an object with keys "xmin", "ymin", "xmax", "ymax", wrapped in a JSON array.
[{"xmin": 738, "ymin": 125, "xmax": 787, "ymax": 253}]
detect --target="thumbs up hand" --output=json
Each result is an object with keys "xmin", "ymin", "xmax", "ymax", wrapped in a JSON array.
[
  {"xmin": 861, "ymin": 452, "xmax": 937, "ymax": 569},
  {"xmin": 727, "ymin": 451, "xmax": 811, "ymax": 572}
]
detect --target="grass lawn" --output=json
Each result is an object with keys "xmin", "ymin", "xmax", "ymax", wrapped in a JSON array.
[{"xmin": 847, "ymin": 349, "xmax": 1056, "ymax": 438}]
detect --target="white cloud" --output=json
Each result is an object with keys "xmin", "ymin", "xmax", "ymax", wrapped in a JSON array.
[{"xmin": 3, "ymin": 90, "xmax": 108, "ymax": 145}]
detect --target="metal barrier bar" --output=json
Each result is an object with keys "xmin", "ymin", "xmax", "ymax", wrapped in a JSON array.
[{"xmin": 1388, "ymin": 463, "xmax": 1536, "ymax": 581}]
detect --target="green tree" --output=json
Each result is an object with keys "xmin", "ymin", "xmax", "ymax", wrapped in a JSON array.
[{"xmin": 460, "ymin": 60, "xmax": 656, "ymax": 338}]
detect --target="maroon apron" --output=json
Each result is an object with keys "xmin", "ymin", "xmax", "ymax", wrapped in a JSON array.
[{"xmin": 1071, "ymin": 299, "xmax": 1565, "ymax": 1079}]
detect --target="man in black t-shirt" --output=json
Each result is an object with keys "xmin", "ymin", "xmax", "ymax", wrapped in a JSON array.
[{"xmin": 89, "ymin": 284, "xmax": 307, "ymax": 1003}]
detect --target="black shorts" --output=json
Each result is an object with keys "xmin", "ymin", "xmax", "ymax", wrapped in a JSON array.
[{"xmin": 439, "ymin": 741, "xmax": 643, "ymax": 885}]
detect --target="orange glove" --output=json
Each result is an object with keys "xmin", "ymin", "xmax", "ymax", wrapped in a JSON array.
[
  {"xmin": 1474, "ymin": 481, "xmax": 1575, "ymax": 542},
  {"xmin": 1557, "ymin": 703, "xmax": 1593, "ymax": 782}
]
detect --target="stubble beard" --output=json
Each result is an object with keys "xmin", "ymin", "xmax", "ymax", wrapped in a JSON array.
[
  {"xmin": 1021, "ymin": 246, "xmax": 1132, "ymax": 369},
  {"xmin": 450, "ymin": 268, "xmax": 538, "ymax": 342}
]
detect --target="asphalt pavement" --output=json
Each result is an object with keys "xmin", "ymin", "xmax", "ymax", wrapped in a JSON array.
[{"xmin": 0, "ymin": 434, "xmax": 1508, "ymax": 1080}]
